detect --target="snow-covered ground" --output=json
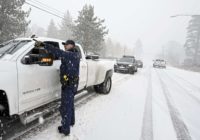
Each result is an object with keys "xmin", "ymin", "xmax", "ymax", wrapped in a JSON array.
[{"xmin": 20, "ymin": 64, "xmax": 200, "ymax": 140}]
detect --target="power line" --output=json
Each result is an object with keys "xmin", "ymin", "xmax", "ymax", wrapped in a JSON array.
[
  {"xmin": 27, "ymin": 0, "xmax": 65, "ymax": 16},
  {"xmin": 25, "ymin": 1, "xmax": 64, "ymax": 19}
]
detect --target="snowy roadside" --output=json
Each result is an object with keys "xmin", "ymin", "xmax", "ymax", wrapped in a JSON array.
[
  {"xmin": 158, "ymin": 68, "xmax": 200, "ymax": 140},
  {"xmin": 21, "ymin": 69, "xmax": 148, "ymax": 140},
  {"xmin": 6, "ymin": 65, "xmax": 200, "ymax": 140}
]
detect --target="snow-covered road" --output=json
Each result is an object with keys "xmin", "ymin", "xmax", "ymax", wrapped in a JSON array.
[{"xmin": 20, "ymin": 65, "xmax": 200, "ymax": 140}]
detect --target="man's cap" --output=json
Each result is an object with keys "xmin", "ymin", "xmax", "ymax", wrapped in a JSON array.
[{"xmin": 62, "ymin": 40, "xmax": 75, "ymax": 46}]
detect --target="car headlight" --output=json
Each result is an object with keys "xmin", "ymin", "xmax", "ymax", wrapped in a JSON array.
[{"xmin": 128, "ymin": 64, "xmax": 133, "ymax": 67}]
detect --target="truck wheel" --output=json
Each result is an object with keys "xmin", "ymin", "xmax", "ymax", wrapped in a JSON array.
[
  {"xmin": 94, "ymin": 76, "xmax": 112, "ymax": 94},
  {"xmin": 135, "ymin": 68, "xmax": 138, "ymax": 72},
  {"xmin": 0, "ymin": 91, "xmax": 9, "ymax": 117},
  {"xmin": 129, "ymin": 69, "xmax": 134, "ymax": 74}
]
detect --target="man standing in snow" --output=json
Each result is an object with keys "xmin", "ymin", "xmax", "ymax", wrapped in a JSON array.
[{"xmin": 36, "ymin": 40, "xmax": 80, "ymax": 136}]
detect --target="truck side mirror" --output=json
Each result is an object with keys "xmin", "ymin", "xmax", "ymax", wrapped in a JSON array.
[
  {"xmin": 23, "ymin": 55, "xmax": 31, "ymax": 64},
  {"xmin": 22, "ymin": 53, "xmax": 53, "ymax": 66},
  {"xmin": 22, "ymin": 55, "xmax": 34, "ymax": 65}
]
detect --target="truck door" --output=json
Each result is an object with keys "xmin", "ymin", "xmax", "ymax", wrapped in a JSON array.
[
  {"xmin": 75, "ymin": 45, "xmax": 87, "ymax": 90},
  {"xmin": 17, "ymin": 43, "xmax": 60, "ymax": 113},
  {"xmin": 78, "ymin": 59, "xmax": 87, "ymax": 90},
  {"xmin": 43, "ymin": 41, "xmax": 62, "ymax": 98}
]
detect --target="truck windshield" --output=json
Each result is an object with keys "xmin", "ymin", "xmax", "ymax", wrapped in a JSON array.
[
  {"xmin": 118, "ymin": 57, "xmax": 134, "ymax": 63},
  {"xmin": 0, "ymin": 40, "xmax": 31, "ymax": 55}
]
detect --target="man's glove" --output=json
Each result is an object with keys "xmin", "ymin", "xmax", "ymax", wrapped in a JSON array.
[{"xmin": 34, "ymin": 39, "xmax": 45, "ymax": 48}]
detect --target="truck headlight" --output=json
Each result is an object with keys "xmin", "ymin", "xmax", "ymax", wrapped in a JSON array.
[{"xmin": 128, "ymin": 64, "xmax": 133, "ymax": 67}]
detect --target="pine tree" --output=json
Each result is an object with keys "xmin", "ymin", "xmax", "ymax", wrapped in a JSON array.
[
  {"xmin": 99, "ymin": 41, "xmax": 106, "ymax": 57},
  {"xmin": 103, "ymin": 38, "xmax": 124, "ymax": 58},
  {"xmin": 73, "ymin": 4, "xmax": 108, "ymax": 53},
  {"xmin": 185, "ymin": 16, "xmax": 200, "ymax": 65},
  {"xmin": 47, "ymin": 19, "xmax": 58, "ymax": 38},
  {"xmin": 58, "ymin": 11, "xmax": 74, "ymax": 40},
  {"xmin": 115, "ymin": 42, "xmax": 123, "ymax": 57},
  {"xmin": 0, "ymin": 0, "xmax": 30, "ymax": 43},
  {"xmin": 23, "ymin": 27, "xmax": 32, "ymax": 37},
  {"xmin": 105, "ymin": 38, "xmax": 114, "ymax": 57}
]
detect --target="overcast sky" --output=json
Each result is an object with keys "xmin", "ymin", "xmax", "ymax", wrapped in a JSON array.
[{"xmin": 24, "ymin": 0, "xmax": 200, "ymax": 53}]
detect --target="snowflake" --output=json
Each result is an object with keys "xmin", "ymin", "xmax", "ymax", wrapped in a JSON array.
[{"xmin": 39, "ymin": 116, "xmax": 44, "ymax": 124}]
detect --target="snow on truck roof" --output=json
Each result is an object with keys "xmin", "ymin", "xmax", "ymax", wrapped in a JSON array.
[
  {"xmin": 15, "ymin": 37, "xmax": 65, "ymax": 43},
  {"xmin": 15, "ymin": 37, "xmax": 81, "ymax": 47}
]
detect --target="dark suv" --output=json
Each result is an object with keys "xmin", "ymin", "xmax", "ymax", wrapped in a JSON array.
[{"xmin": 114, "ymin": 55, "xmax": 138, "ymax": 74}]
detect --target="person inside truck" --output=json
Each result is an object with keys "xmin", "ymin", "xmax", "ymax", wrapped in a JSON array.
[{"xmin": 35, "ymin": 40, "xmax": 80, "ymax": 136}]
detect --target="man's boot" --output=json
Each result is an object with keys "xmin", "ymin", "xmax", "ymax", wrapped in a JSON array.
[{"xmin": 58, "ymin": 126, "xmax": 62, "ymax": 134}]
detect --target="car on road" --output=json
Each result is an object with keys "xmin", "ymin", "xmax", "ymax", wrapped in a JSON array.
[
  {"xmin": 0, "ymin": 37, "xmax": 114, "ymax": 125},
  {"xmin": 114, "ymin": 55, "xmax": 137, "ymax": 74},
  {"xmin": 136, "ymin": 60, "xmax": 143, "ymax": 68},
  {"xmin": 153, "ymin": 59, "xmax": 166, "ymax": 68}
]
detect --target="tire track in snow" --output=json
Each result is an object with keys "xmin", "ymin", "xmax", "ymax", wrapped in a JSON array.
[
  {"xmin": 162, "ymin": 71, "xmax": 200, "ymax": 105},
  {"xmin": 167, "ymin": 70, "xmax": 200, "ymax": 92},
  {"xmin": 156, "ymin": 70, "xmax": 192, "ymax": 140},
  {"xmin": 140, "ymin": 69, "xmax": 153, "ymax": 140}
]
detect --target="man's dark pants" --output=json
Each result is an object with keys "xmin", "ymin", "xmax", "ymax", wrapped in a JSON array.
[{"xmin": 59, "ymin": 85, "xmax": 77, "ymax": 134}]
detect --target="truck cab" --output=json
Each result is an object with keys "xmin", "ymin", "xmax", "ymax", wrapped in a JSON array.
[{"xmin": 0, "ymin": 37, "xmax": 113, "ymax": 125}]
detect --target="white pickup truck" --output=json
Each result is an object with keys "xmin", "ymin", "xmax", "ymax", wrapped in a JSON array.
[{"xmin": 0, "ymin": 37, "xmax": 113, "ymax": 124}]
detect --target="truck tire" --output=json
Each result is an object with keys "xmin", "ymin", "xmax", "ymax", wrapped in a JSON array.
[
  {"xmin": 129, "ymin": 69, "xmax": 134, "ymax": 74},
  {"xmin": 135, "ymin": 68, "xmax": 138, "ymax": 72},
  {"xmin": 129, "ymin": 68, "xmax": 134, "ymax": 74},
  {"xmin": 0, "ymin": 91, "xmax": 9, "ymax": 117},
  {"xmin": 94, "ymin": 76, "xmax": 112, "ymax": 94}
]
